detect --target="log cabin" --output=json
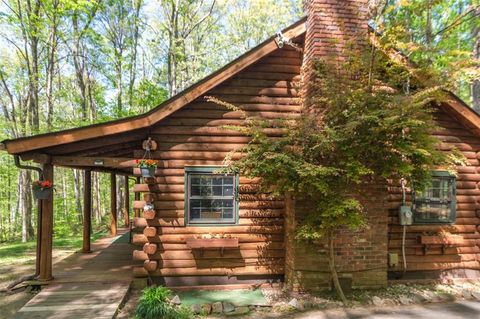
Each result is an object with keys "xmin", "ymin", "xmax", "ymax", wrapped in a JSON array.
[{"xmin": 2, "ymin": 0, "xmax": 480, "ymax": 291}]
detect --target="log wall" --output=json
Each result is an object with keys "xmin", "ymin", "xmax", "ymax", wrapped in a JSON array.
[
  {"xmin": 131, "ymin": 45, "xmax": 303, "ymax": 282},
  {"xmin": 388, "ymin": 106, "xmax": 480, "ymax": 278}
]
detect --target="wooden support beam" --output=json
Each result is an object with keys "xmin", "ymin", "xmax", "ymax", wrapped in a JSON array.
[
  {"xmin": 134, "ymin": 177, "xmax": 141, "ymax": 218},
  {"xmin": 52, "ymin": 156, "xmax": 133, "ymax": 168},
  {"xmin": 82, "ymin": 170, "xmax": 92, "ymax": 253},
  {"xmin": 21, "ymin": 153, "xmax": 134, "ymax": 168},
  {"xmin": 110, "ymin": 173, "xmax": 117, "ymax": 236},
  {"xmin": 124, "ymin": 175, "xmax": 130, "ymax": 228},
  {"xmin": 35, "ymin": 200, "xmax": 42, "ymax": 277},
  {"xmin": 39, "ymin": 163, "xmax": 54, "ymax": 281}
]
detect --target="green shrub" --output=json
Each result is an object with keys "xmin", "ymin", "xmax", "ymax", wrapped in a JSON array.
[{"xmin": 135, "ymin": 286, "xmax": 193, "ymax": 319}]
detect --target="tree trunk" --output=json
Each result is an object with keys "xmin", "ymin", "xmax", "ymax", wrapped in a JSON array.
[
  {"xmin": 19, "ymin": 172, "xmax": 26, "ymax": 242},
  {"xmin": 72, "ymin": 12, "xmax": 88, "ymax": 120},
  {"xmin": 62, "ymin": 170, "xmax": 68, "ymax": 220},
  {"xmin": 425, "ymin": 0, "xmax": 433, "ymax": 47},
  {"xmin": 46, "ymin": 0, "xmax": 59, "ymax": 127},
  {"xmin": 27, "ymin": 0, "xmax": 41, "ymax": 134},
  {"xmin": 115, "ymin": 42, "xmax": 123, "ymax": 116},
  {"xmin": 87, "ymin": 74, "xmax": 96, "ymax": 121},
  {"xmin": 93, "ymin": 172, "xmax": 102, "ymax": 224},
  {"xmin": 116, "ymin": 175, "xmax": 123, "ymax": 221},
  {"xmin": 128, "ymin": 0, "xmax": 142, "ymax": 108},
  {"xmin": 73, "ymin": 169, "xmax": 83, "ymax": 224},
  {"xmin": 328, "ymin": 233, "xmax": 347, "ymax": 304},
  {"xmin": 166, "ymin": 2, "xmax": 179, "ymax": 97},
  {"xmin": 472, "ymin": 26, "xmax": 480, "ymax": 112},
  {"xmin": 20, "ymin": 170, "xmax": 33, "ymax": 242}
]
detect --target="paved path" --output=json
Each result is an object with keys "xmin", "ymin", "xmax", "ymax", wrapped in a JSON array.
[
  {"xmin": 13, "ymin": 229, "xmax": 136, "ymax": 319},
  {"xmin": 241, "ymin": 300, "xmax": 480, "ymax": 319}
]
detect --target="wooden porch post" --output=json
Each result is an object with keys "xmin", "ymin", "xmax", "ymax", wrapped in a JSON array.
[
  {"xmin": 124, "ymin": 175, "xmax": 130, "ymax": 228},
  {"xmin": 39, "ymin": 163, "xmax": 54, "ymax": 281},
  {"xmin": 82, "ymin": 170, "xmax": 92, "ymax": 253},
  {"xmin": 110, "ymin": 173, "xmax": 117, "ymax": 236},
  {"xmin": 134, "ymin": 176, "xmax": 141, "ymax": 218},
  {"xmin": 35, "ymin": 200, "xmax": 42, "ymax": 277}
]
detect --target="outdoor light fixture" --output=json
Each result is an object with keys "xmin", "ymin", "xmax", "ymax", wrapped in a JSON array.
[
  {"xmin": 275, "ymin": 31, "xmax": 302, "ymax": 51},
  {"xmin": 93, "ymin": 159, "xmax": 104, "ymax": 166},
  {"xmin": 275, "ymin": 31, "xmax": 289, "ymax": 48}
]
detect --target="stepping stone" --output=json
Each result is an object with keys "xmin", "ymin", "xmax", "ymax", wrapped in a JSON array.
[
  {"xmin": 223, "ymin": 302, "xmax": 235, "ymax": 313},
  {"xmin": 212, "ymin": 301, "xmax": 223, "ymax": 313}
]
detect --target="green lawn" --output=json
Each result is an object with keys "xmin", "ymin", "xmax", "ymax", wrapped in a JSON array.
[{"xmin": 0, "ymin": 231, "xmax": 107, "ymax": 268}]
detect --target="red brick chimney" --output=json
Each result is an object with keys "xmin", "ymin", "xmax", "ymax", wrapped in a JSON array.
[
  {"xmin": 302, "ymin": 0, "xmax": 370, "ymax": 102},
  {"xmin": 303, "ymin": 0, "xmax": 369, "ymax": 64}
]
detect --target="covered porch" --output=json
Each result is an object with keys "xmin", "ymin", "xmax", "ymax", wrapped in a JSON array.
[
  {"xmin": 13, "ymin": 229, "xmax": 136, "ymax": 319},
  {"xmin": 1, "ymin": 129, "xmax": 153, "ymax": 282}
]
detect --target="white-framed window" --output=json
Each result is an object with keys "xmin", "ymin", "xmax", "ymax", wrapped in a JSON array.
[{"xmin": 185, "ymin": 167, "xmax": 238, "ymax": 225}]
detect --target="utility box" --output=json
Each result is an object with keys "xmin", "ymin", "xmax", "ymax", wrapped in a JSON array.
[
  {"xmin": 388, "ymin": 253, "xmax": 399, "ymax": 267},
  {"xmin": 399, "ymin": 205, "xmax": 413, "ymax": 225}
]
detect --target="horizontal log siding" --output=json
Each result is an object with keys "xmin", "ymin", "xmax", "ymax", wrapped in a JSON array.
[
  {"xmin": 132, "ymin": 46, "xmax": 302, "ymax": 278},
  {"xmin": 388, "ymin": 107, "xmax": 480, "ymax": 275}
]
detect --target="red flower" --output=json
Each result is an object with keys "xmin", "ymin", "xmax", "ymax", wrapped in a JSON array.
[
  {"xmin": 136, "ymin": 159, "xmax": 157, "ymax": 168},
  {"xmin": 41, "ymin": 181, "xmax": 52, "ymax": 188},
  {"xmin": 32, "ymin": 180, "xmax": 54, "ymax": 190}
]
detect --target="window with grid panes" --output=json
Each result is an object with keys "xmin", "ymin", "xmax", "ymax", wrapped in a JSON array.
[
  {"xmin": 412, "ymin": 171, "xmax": 456, "ymax": 224},
  {"xmin": 185, "ymin": 167, "xmax": 238, "ymax": 225}
]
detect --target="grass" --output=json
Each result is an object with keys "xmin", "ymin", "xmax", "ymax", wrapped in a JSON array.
[
  {"xmin": 135, "ymin": 286, "xmax": 192, "ymax": 319},
  {"xmin": 177, "ymin": 289, "xmax": 267, "ymax": 306},
  {"xmin": 0, "ymin": 230, "xmax": 107, "ymax": 268}
]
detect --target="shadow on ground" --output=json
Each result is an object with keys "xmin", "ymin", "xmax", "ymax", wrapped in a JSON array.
[{"xmin": 208, "ymin": 300, "xmax": 480, "ymax": 319}]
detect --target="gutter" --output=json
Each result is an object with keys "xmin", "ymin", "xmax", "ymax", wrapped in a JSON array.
[{"xmin": 14, "ymin": 155, "xmax": 43, "ymax": 179}]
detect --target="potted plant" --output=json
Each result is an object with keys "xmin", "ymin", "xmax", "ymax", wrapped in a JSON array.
[
  {"xmin": 32, "ymin": 180, "xmax": 54, "ymax": 200},
  {"xmin": 136, "ymin": 159, "xmax": 157, "ymax": 178}
]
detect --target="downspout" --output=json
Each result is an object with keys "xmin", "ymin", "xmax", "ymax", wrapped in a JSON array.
[{"xmin": 14, "ymin": 155, "xmax": 43, "ymax": 278}]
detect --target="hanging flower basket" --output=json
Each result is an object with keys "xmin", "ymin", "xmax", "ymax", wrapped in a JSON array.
[
  {"xmin": 136, "ymin": 159, "xmax": 157, "ymax": 178},
  {"xmin": 32, "ymin": 180, "xmax": 54, "ymax": 200}
]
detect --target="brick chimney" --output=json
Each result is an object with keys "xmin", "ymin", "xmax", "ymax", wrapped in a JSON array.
[
  {"xmin": 303, "ymin": 0, "xmax": 369, "ymax": 65},
  {"xmin": 302, "ymin": 0, "xmax": 369, "ymax": 102}
]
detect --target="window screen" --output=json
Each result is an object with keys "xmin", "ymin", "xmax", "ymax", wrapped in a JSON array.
[
  {"xmin": 413, "ymin": 172, "xmax": 456, "ymax": 224},
  {"xmin": 185, "ymin": 167, "xmax": 237, "ymax": 225}
]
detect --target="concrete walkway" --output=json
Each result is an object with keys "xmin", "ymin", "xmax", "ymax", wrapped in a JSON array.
[
  {"xmin": 242, "ymin": 300, "xmax": 480, "ymax": 319},
  {"xmin": 13, "ymin": 229, "xmax": 136, "ymax": 319}
]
